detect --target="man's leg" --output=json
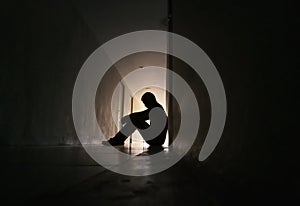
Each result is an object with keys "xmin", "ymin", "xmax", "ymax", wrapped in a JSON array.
[
  {"xmin": 104, "ymin": 117, "xmax": 147, "ymax": 146},
  {"xmin": 110, "ymin": 122, "xmax": 136, "ymax": 142}
]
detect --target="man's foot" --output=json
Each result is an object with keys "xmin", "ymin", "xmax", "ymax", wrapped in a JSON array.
[{"xmin": 102, "ymin": 138, "xmax": 124, "ymax": 146}]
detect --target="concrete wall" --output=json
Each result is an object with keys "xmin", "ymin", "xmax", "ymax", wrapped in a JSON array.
[
  {"xmin": 1, "ymin": 0, "xmax": 167, "ymax": 145},
  {"xmin": 169, "ymin": 0, "xmax": 296, "ymax": 179},
  {"xmin": 95, "ymin": 65, "xmax": 131, "ymax": 141},
  {"xmin": 2, "ymin": 1, "xmax": 99, "ymax": 145}
]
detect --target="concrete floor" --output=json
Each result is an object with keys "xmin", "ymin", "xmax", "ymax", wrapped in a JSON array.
[{"xmin": 0, "ymin": 145, "xmax": 294, "ymax": 206}]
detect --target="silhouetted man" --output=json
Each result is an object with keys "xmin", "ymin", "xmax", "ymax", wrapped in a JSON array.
[{"xmin": 103, "ymin": 92, "xmax": 168, "ymax": 147}]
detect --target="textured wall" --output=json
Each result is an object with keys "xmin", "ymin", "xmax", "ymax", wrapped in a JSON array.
[
  {"xmin": 2, "ymin": 1, "xmax": 99, "ymax": 145},
  {"xmin": 170, "ymin": 0, "xmax": 297, "ymax": 180},
  {"xmin": 1, "ymin": 0, "xmax": 167, "ymax": 145}
]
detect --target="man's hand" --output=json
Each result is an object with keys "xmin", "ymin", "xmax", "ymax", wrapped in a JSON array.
[{"xmin": 121, "ymin": 115, "xmax": 130, "ymax": 124}]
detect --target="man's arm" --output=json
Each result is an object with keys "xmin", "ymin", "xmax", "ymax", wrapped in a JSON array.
[
  {"xmin": 121, "ymin": 109, "xmax": 149, "ymax": 124},
  {"xmin": 129, "ymin": 109, "xmax": 149, "ymax": 121},
  {"xmin": 121, "ymin": 115, "xmax": 130, "ymax": 124}
]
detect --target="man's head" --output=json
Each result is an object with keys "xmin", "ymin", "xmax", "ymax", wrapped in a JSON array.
[{"xmin": 141, "ymin": 92, "xmax": 157, "ymax": 108}]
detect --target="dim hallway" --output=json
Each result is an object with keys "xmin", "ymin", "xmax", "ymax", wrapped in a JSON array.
[{"xmin": 2, "ymin": 0, "xmax": 298, "ymax": 205}]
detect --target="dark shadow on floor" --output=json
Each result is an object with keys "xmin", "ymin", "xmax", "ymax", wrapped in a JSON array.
[{"xmin": 136, "ymin": 145, "xmax": 165, "ymax": 156}]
